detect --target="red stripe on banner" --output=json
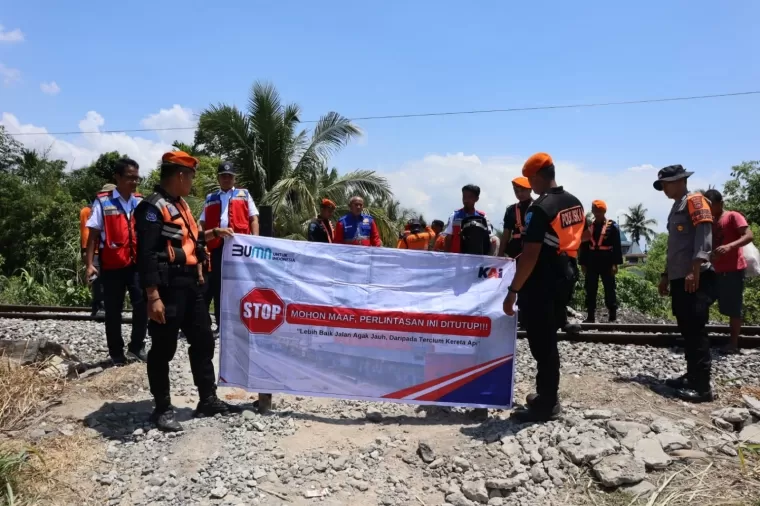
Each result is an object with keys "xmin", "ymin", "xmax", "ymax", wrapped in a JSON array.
[
  {"xmin": 381, "ymin": 356, "xmax": 508, "ymax": 399},
  {"xmin": 414, "ymin": 357, "xmax": 512, "ymax": 401},
  {"xmin": 285, "ymin": 303, "xmax": 492, "ymax": 338}
]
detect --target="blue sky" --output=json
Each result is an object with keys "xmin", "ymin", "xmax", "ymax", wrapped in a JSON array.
[{"xmin": 2, "ymin": 1, "xmax": 759, "ymax": 234}]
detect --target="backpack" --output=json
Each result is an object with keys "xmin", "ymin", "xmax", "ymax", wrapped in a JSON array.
[{"xmin": 459, "ymin": 215, "xmax": 491, "ymax": 255}]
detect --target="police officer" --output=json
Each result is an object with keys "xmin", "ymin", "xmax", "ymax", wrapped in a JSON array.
[
  {"xmin": 199, "ymin": 161, "xmax": 259, "ymax": 331},
  {"xmin": 135, "ymin": 151, "xmax": 240, "ymax": 432},
  {"xmin": 307, "ymin": 199, "xmax": 336, "ymax": 243},
  {"xmin": 85, "ymin": 161, "xmax": 147, "ymax": 365},
  {"xmin": 498, "ymin": 176, "xmax": 534, "ymax": 259},
  {"xmin": 333, "ymin": 196, "xmax": 382, "ymax": 246},
  {"xmin": 579, "ymin": 200, "xmax": 623, "ymax": 323},
  {"xmin": 503, "ymin": 153, "xmax": 585, "ymax": 422},
  {"xmin": 655, "ymin": 165, "xmax": 716, "ymax": 402}
]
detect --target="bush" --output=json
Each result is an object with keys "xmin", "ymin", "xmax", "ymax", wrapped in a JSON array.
[{"xmin": 571, "ymin": 269, "xmax": 670, "ymax": 319}]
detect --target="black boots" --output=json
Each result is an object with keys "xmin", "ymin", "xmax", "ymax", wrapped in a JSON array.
[
  {"xmin": 195, "ymin": 395, "xmax": 243, "ymax": 418},
  {"xmin": 150, "ymin": 405, "xmax": 183, "ymax": 432}
]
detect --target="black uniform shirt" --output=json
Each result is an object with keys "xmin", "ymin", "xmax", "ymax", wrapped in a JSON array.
[
  {"xmin": 578, "ymin": 220, "xmax": 623, "ymax": 267},
  {"xmin": 135, "ymin": 185, "xmax": 206, "ymax": 288},
  {"xmin": 502, "ymin": 199, "xmax": 532, "ymax": 258},
  {"xmin": 307, "ymin": 218, "xmax": 333, "ymax": 243}
]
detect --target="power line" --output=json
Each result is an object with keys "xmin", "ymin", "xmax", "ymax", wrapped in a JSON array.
[{"xmin": 6, "ymin": 90, "xmax": 760, "ymax": 137}]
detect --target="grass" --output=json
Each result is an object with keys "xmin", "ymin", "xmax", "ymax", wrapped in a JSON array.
[{"xmin": 0, "ymin": 360, "xmax": 65, "ymax": 433}]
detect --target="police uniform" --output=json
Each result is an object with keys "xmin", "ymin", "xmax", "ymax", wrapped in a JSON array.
[
  {"xmin": 308, "ymin": 218, "xmax": 334, "ymax": 243},
  {"xmin": 136, "ymin": 151, "xmax": 240, "ymax": 431},
  {"xmin": 199, "ymin": 161, "xmax": 259, "ymax": 328},
  {"xmin": 86, "ymin": 186, "xmax": 147, "ymax": 363},
  {"xmin": 579, "ymin": 201, "xmax": 623, "ymax": 322},
  {"xmin": 511, "ymin": 153, "xmax": 585, "ymax": 420},
  {"xmin": 655, "ymin": 165, "xmax": 716, "ymax": 402}
]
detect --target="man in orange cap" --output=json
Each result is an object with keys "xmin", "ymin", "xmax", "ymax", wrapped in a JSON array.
[
  {"xmin": 308, "ymin": 198, "xmax": 336, "ymax": 243},
  {"xmin": 135, "ymin": 151, "xmax": 241, "ymax": 432},
  {"xmin": 498, "ymin": 176, "xmax": 534, "ymax": 259},
  {"xmin": 503, "ymin": 152, "xmax": 585, "ymax": 422},
  {"xmin": 579, "ymin": 199, "xmax": 623, "ymax": 322}
]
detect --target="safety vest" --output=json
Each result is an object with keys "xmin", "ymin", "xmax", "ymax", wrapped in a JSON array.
[
  {"xmin": 398, "ymin": 227, "xmax": 435, "ymax": 250},
  {"xmin": 533, "ymin": 188, "xmax": 585, "ymax": 258},
  {"xmin": 513, "ymin": 204, "xmax": 526, "ymax": 239},
  {"xmin": 448, "ymin": 208, "xmax": 487, "ymax": 253},
  {"xmin": 337, "ymin": 214, "xmax": 377, "ymax": 246},
  {"xmin": 97, "ymin": 191, "xmax": 143, "ymax": 270},
  {"xmin": 588, "ymin": 220, "xmax": 613, "ymax": 251},
  {"xmin": 203, "ymin": 188, "xmax": 251, "ymax": 250},
  {"xmin": 145, "ymin": 193, "xmax": 200, "ymax": 266}
]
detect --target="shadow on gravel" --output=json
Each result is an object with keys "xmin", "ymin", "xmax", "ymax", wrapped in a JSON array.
[
  {"xmin": 612, "ymin": 373, "xmax": 678, "ymax": 400},
  {"xmin": 282, "ymin": 405, "xmax": 487, "ymax": 427},
  {"xmin": 83, "ymin": 400, "xmax": 194, "ymax": 441}
]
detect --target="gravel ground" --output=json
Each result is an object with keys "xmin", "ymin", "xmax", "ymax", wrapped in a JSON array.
[{"xmin": 4, "ymin": 315, "xmax": 760, "ymax": 505}]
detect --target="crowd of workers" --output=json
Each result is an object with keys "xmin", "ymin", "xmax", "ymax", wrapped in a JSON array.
[{"xmin": 78, "ymin": 150, "xmax": 753, "ymax": 430}]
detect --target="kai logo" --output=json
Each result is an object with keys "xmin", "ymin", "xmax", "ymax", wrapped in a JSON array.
[{"xmin": 478, "ymin": 266, "xmax": 503, "ymax": 279}]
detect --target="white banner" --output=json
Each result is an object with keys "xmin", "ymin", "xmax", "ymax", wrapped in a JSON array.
[{"xmin": 218, "ymin": 235, "xmax": 517, "ymax": 408}]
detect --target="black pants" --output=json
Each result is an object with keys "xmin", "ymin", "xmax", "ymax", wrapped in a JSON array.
[
  {"xmin": 101, "ymin": 265, "xmax": 147, "ymax": 360},
  {"xmin": 148, "ymin": 274, "xmax": 217, "ymax": 408},
  {"xmin": 671, "ymin": 270, "xmax": 716, "ymax": 391},
  {"xmin": 520, "ymin": 280, "xmax": 572, "ymax": 409},
  {"xmin": 585, "ymin": 266, "xmax": 617, "ymax": 312},
  {"xmin": 204, "ymin": 248, "xmax": 223, "ymax": 328}
]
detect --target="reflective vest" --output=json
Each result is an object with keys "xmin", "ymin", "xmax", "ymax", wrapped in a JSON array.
[
  {"xmin": 533, "ymin": 189, "xmax": 585, "ymax": 258},
  {"xmin": 588, "ymin": 220, "xmax": 613, "ymax": 251},
  {"xmin": 145, "ymin": 193, "xmax": 200, "ymax": 266},
  {"xmin": 513, "ymin": 204, "xmax": 526, "ymax": 239},
  {"xmin": 97, "ymin": 191, "xmax": 142, "ymax": 270},
  {"xmin": 448, "ymin": 208, "xmax": 487, "ymax": 253},
  {"xmin": 203, "ymin": 188, "xmax": 251, "ymax": 250},
  {"xmin": 336, "ymin": 214, "xmax": 378, "ymax": 246},
  {"xmin": 398, "ymin": 227, "xmax": 435, "ymax": 250}
]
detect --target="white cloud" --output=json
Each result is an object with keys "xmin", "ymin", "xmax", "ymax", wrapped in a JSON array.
[
  {"xmin": 378, "ymin": 153, "xmax": 715, "ymax": 238},
  {"xmin": 40, "ymin": 81, "xmax": 60, "ymax": 95},
  {"xmin": 0, "ymin": 110, "xmax": 184, "ymax": 172},
  {"xmin": 0, "ymin": 25, "xmax": 24, "ymax": 43},
  {"xmin": 139, "ymin": 104, "xmax": 196, "ymax": 144},
  {"xmin": 0, "ymin": 63, "xmax": 21, "ymax": 85}
]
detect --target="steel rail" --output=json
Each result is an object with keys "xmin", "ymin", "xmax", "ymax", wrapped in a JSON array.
[{"xmin": 1, "ymin": 311, "xmax": 758, "ymax": 348}]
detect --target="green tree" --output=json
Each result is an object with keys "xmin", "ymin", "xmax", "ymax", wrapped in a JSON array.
[
  {"xmin": 641, "ymin": 233, "xmax": 668, "ymax": 285},
  {"xmin": 0, "ymin": 125, "xmax": 22, "ymax": 173},
  {"xmin": 723, "ymin": 160, "xmax": 760, "ymax": 223},
  {"xmin": 196, "ymin": 81, "xmax": 364, "ymax": 202},
  {"xmin": 622, "ymin": 203, "xmax": 658, "ymax": 246},
  {"xmin": 64, "ymin": 151, "xmax": 127, "ymax": 204}
]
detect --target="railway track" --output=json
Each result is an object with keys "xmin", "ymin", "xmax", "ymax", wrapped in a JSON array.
[{"xmin": 2, "ymin": 305, "xmax": 759, "ymax": 348}]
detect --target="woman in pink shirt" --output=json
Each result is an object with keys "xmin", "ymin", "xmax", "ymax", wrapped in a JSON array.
[{"xmin": 704, "ymin": 189, "xmax": 754, "ymax": 353}]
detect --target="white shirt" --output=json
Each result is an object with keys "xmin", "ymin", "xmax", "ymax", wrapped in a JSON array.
[
  {"xmin": 199, "ymin": 187, "xmax": 259, "ymax": 228},
  {"xmin": 85, "ymin": 189, "xmax": 140, "ymax": 244}
]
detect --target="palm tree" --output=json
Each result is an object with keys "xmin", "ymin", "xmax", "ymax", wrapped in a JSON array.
[{"xmin": 622, "ymin": 203, "xmax": 658, "ymax": 246}]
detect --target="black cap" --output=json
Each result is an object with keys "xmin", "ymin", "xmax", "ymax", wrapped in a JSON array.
[
  {"xmin": 653, "ymin": 164, "xmax": 693, "ymax": 191},
  {"xmin": 218, "ymin": 161, "xmax": 237, "ymax": 175}
]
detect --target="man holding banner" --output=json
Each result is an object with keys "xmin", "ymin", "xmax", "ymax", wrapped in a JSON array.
[{"xmin": 503, "ymin": 152, "xmax": 585, "ymax": 422}]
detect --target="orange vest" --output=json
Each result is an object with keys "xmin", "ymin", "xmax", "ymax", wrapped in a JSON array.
[
  {"xmin": 203, "ymin": 189, "xmax": 251, "ymax": 250},
  {"xmin": 397, "ymin": 227, "xmax": 435, "ymax": 250},
  {"xmin": 97, "ymin": 191, "xmax": 142, "ymax": 270},
  {"xmin": 588, "ymin": 220, "xmax": 613, "ymax": 251},
  {"xmin": 153, "ymin": 196, "xmax": 200, "ymax": 266}
]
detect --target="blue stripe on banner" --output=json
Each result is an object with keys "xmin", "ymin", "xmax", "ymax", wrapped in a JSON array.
[{"xmin": 435, "ymin": 361, "xmax": 513, "ymax": 406}]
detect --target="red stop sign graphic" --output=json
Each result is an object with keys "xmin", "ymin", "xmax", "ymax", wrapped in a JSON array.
[{"xmin": 240, "ymin": 288, "xmax": 285, "ymax": 334}]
